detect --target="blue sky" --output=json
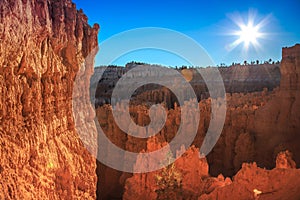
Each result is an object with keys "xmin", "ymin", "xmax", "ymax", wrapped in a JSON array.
[{"xmin": 73, "ymin": 0, "xmax": 300, "ymax": 67}]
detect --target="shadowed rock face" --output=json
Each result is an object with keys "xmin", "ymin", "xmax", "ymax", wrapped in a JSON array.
[
  {"xmin": 0, "ymin": 0, "xmax": 98, "ymax": 199},
  {"xmin": 253, "ymin": 44, "xmax": 300, "ymax": 169}
]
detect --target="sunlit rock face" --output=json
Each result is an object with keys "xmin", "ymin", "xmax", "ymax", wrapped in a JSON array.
[
  {"xmin": 0, "ymin": 0, "xmax": 99, "ymax": 199},
  {"xmin": 200, "ymin": 158, "xmax": 300, "ymax": 200},
  {"xmin": 281, "ymin": 44, "xmax": 300, "ymax": 91},
  {"xmin": 276, "ymin": 150, "xmax": 296, "ymax": 169},
  {"xmin": 123, "ymin": 146, "xmax": 214, "ymax": 200}
]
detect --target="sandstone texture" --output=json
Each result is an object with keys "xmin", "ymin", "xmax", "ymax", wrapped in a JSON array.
[
  {"xmin": 199, "ymin": 160, "xmax": 300, "ymax": 200},
  {"xmin": 0, "ymin": 0, "xmax": 99, "ymax": 199},
  {"xmin": 123, "ymin": 146, "xmax": 213, "ymax": 200}
]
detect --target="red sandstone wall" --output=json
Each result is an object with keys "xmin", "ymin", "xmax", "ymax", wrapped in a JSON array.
[{"xmin": 0, "ymin": 0, "xmax": 99, "ymax": 199}]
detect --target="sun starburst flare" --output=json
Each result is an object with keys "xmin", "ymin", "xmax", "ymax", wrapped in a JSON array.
[{"xmin": 226, "ymin": 11, "xmax": 270, "ymax": 52}]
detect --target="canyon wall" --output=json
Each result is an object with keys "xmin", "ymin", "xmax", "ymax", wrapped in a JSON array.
[
  {"xmin": 0, "ymin": 0, "xmax": 99, "ymax": 199},
  {"xmin": 94, "ymin": 63, "xmax": 280, "ymax": 107}
]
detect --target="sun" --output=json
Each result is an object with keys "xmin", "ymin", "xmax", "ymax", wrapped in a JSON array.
[
  {"xmin": 238, "ymin": 23, "xmax": 261, "ymax": 48},
  {"xmin": 226, "ymin": 11, "xmax": 270, "ymax": 51}
]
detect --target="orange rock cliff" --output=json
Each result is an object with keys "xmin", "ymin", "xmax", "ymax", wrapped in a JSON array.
[{"xmin": 0, "ymin": 0, "xmax": 99, "ymax": 199}]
